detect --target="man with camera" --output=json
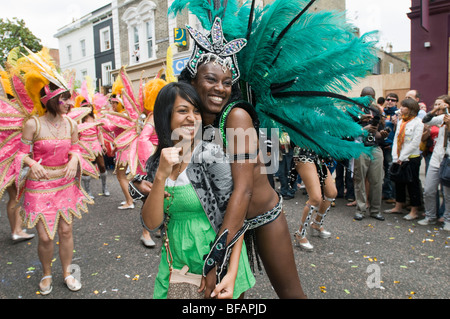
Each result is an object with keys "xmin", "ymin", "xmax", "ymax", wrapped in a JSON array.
[{"xmin": 353, "ymin": 87, "xmax": 388, "ymax": 221}]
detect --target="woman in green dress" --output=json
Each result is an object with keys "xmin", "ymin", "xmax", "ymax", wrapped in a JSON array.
[{"xmin": 141, "ymin": 82, "xmax": 255, "ymax": 299}]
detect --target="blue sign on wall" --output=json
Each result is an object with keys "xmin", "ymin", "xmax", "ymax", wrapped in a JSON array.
[
  {"xmin": 174, "ymin": 28, "xmax": 187, "ymax": 46},
  {"xmin": 172, "ymin": 57, "xmax": 190, "ymax": 76}
]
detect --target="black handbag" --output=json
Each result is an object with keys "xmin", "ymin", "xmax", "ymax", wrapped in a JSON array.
[
  {"xmin": 439, "ymin": 128, "xmax": 450, "ymax": 187},
  {"xmin": 439, "ymin": 155, "xmax": 450, "ymax": 187},
  {"xmin": 389, "ymin": 161, "xmax": 413, "ymax": 183}
]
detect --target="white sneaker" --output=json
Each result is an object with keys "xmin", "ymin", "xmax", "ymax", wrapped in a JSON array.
[
  {"xmin": 443, "ymin": 222, "xmax": 450, "ymax": 232},
  {"xmin": 418, "ymin": 217, "xmax": 437, "ymax": 226},
  {"xmin": 118, "ymin": 203, "xmax": 135, "ymax": 210}
]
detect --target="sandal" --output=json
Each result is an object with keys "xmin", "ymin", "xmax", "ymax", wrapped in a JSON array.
[
  {"xmin": 383, "ymin": 209, "xmax": 403, "ymax": 214},
  {"xmin": 64, "ymin": 275, "xmax": 82, "ymax": 292},
  {"xmin": 403, "ymin": 213, "xmax": 418, "ymax": 221},
  {"xmin": 39, "ymin": 275, "xmax": 53, "ymax": 295}
]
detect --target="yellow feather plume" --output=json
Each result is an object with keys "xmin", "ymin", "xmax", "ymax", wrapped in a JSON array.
[
  {"xmin": 24, "ymin": 70, "xmax": 48, "ymax": 116},
  {"xmin": 111, "ymin": 74, "xmax": 124, "ymax": 96},
  {"xmin": 144, "ymin": 78, "xmax": 167, "ymax": 112},
  {"xmin": 0, "ymin": 71, "xmax": 13, "ymax": 97},
  {"xmin": 74, "ymin": 95, "xmax": 86, "ymax": 109},
  {"xmin": 165, "ymin": 44, "xmax": 177, "ymax": 83}
]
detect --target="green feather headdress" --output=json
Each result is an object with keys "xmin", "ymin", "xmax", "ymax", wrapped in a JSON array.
[{"xmin": 169, "ymin": 0, "xmax": 379, "ymax": 160}]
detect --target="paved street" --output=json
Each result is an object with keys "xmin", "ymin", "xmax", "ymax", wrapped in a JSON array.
[{"xmin": 0, "ymin": 169, "xmax": 449, "ymax": 300}]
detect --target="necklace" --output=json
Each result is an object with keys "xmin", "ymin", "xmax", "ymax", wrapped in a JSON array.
[{"xmin": 45, "ymin": 116, "xmax": 67, "ymax": 155}]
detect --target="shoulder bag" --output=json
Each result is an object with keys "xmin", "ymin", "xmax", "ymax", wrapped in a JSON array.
[{"xmin": 439, "ymin": 127, "xmax": 450, "ymax": 187}]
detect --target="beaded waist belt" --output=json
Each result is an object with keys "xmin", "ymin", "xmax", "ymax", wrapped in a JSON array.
[{"xmin": 244, "ymin": 194, "xmax": 283, "ymax": 230}]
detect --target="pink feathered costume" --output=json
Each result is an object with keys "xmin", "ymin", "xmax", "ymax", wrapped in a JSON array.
[
  {"xmin": 16, "ymin": 116, "xmax": 93, "ymax": 240},
  {"xmin": 103, "ymin": 67, "xmax": 159, "ymax": 177}
]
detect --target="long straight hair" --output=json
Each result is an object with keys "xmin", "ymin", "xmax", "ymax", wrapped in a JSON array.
[{"xmin": 148, "ymin": 81, "xmax": 204, "ymax": 164}]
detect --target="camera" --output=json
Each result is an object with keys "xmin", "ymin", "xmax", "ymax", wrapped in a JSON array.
[{"xmin": 363, "ymin": 114, "xmax": 380, "ymax": 147}]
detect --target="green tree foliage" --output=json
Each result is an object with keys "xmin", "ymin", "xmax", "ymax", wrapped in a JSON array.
[{"xmin": 0, "ymin": 17, "xmax": 42, "ymax": 68}]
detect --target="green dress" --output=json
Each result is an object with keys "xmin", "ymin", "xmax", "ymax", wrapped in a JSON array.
[{"xmin": 153, "ymin": 182, "xmax": 255, "ymax": 299}]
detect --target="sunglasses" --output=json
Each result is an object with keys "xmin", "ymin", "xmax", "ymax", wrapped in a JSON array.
[{"xmin": 386, "ymin": 98, "xmax": 398, "ymax": 102}]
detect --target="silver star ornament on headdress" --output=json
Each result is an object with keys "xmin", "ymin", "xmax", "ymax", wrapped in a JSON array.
[{"xmin": 186, "ymin": 17, "xmax": 247, "ymax": 84}]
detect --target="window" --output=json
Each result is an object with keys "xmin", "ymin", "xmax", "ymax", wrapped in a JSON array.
[
  {"xmin": 101, "ymin": 62, "xmax": 113, "ymax": 86},
  {"xmin": 122, "ymin": 1, "xmax": 156, "ymax": 64},
  {"xmin": 372, "ymin": 58, "xmax": 381, "ymax": 75},
  {"xmin": 133, "ymin": 26, "xmax": 140, "ymax": 63},
  {"xmin": 146, "ymin": 21, "xmax": 153, "ymax": 59},
  {"xmin": 80, "ymin": 39, "xmax": 86, "ymax": 57},
  {"xmin": 100, "ymin": 27, "xmax": 111, "ymax": 52},
  {"xmin": 389, "ymin": 62, "xmax": 394, "ymax": 74},
  {"xmin": 81, "ymin": 69, "xmax": 88, "ymax": 78},
  {"xmin": 67, "ymin": 45, "xmax": 72, "ymax": 61}
]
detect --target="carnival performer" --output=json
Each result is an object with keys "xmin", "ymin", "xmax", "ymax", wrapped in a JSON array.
[
  {"xmin": 104, "ymin": 67, "xmax": 160, "ymax": 247},
  {"xmin": 291, "ymin": 148, "xmax": 336, "ymax": 251},
  {"xmin": 141, "ymin": 81, "xmax": 255, "ymax": 299},
  {"xmin": 73, "ymin": 78, "xmax": 110, "ymax": 198},
  {"xmin": 167, "ymin": 0, "xmax": 378, "ymax": 298},
  {"xmin": 100, "ymin": 76, "xmax": 134, "ymax": 209},
  {"xmin": 14, "ymin": 47, "xmax": 93, "ymax": 295},
  {"xmin": 0, "ymin": 64, "xmax": 35, "ymax": 242}
]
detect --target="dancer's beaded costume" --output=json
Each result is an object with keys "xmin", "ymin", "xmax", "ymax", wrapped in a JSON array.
[
  {"xmin": 0, "ymin": 47, "xmax": 93, "ymax": 240},
  {"xmin": 168, "ymin": 0, "xmax": 378, "ymax": 277},
  {"xmin": 102, "ymin": 67, "xmax": 161, "ymax": 177}
]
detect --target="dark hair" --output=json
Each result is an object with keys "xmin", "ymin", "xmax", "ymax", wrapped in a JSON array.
[
  {"xmin": 148, "ymin": 82, "xmax": 203, "ymax": 163},
  {"xmin": 377, "ymin": 97, "xmax": 385, "ymax": 104},
  {"xmin": 386, "ymin": 92, "xmax": 399, "ymax": 101},
  {"xmin": 436, "ymin": 95, "xmax": 450, "ymax": 106},
  {"xmin": 81, "ymin": 107, "xmax": 95, "ymax": 123},
  {"xmin": 400, "ymin": 98, "xmax": 420, "ymax": 116},
  {"xmin": 40, "ymin": 83, "xmax": 71, "ymax": 116}
]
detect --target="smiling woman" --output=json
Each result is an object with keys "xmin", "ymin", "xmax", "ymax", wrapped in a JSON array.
[
  {"xmin": 8, "ymin": 48, "xmax": 94, "ymax": 295},
  {"xmin": 140, "ymin": 82, "xmax": 255, "ymax": 299}
]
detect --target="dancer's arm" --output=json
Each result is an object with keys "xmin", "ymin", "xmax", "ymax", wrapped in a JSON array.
[
  {"xmin": 220, "ymin": 107, "xmax": 258, "ymax": 241},
  {"xmin": 141, "ymin": 147, "xmax": 180, "ymax": 230},
  {"xmin": 210, "ymin": 236, "xmax": 244, "ymax": 299}
]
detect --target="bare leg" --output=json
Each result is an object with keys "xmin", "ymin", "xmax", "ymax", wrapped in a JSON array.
[
  {"xmin": 58, "ymin": 219, "xmax": 74, "ymax": 279},
  {"xmin": 255, "ymin": 212, "xmax": 307, "ymax": 299},
  {"xmin": 296, "ymin": 162, "xmax": 322, "ymax": 246},
  {"xmin": 116, "ymin": 164, "xmax": 133, "ymax": 207},
  {"xmin": 36, "ymin": 220, "xmax": 54, "ymax": 290},
  {"xmin": 6, "ymin": 186, "xmax": 24, "ymax": 235},
  {"xmin": 97, "ymin": 155, "xmax": 110, "ymax": 196},
  {"xmin": 311, "ymin": 169, "xmax": 337, "ymax": 235}
]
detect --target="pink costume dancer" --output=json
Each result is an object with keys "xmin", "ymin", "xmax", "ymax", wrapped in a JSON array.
[
  {"xmin": 12, "ymin": 47, "xmax": 93, "ymax": 295},
  {"xmin": 0, "ymin": 64, "xmax": 38, "ymax": 242},
  {"xmin": 103, "ymin": 68, "xmax": 159, "ymax": 212},
  {"xmin": 106, "ymin": 67, "xmax": 159, "ymax": 176},
  {"xmin": 16, "ymin": 116, "xmax": 93, "ymax": 240},
  {"xmin": 73, "ymin": 80, "xmax": 111, "ymax": 197},
  {"xmin": 103, "ymin": 67, "xmax": 161, "ymax": 247}
]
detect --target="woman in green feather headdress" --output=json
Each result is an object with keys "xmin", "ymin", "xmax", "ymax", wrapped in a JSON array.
[{"xmin": 166, "ymin": 0, "xmax": 378, "ymax": 298}]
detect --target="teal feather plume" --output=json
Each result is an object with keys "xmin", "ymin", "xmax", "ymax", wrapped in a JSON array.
[
  {"xmin": 168, "ymin": 0, "xmax": 379, "ymax": 160},
  {"xmin": 235, "ymin": 0, "xmax": 378, "ymax": 159}
]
